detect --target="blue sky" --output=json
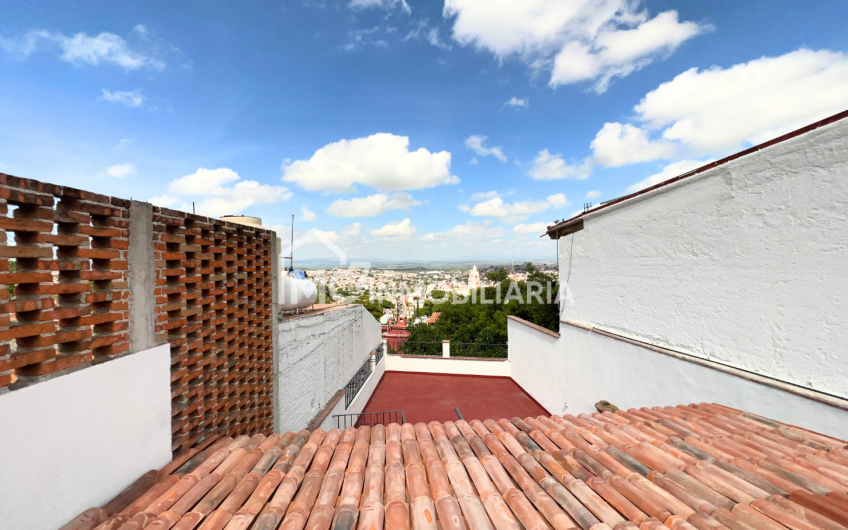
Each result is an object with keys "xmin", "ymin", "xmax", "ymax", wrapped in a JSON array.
[{"xmin": 1, "ymin": 0, "xmax": 847, "ymax": 261}]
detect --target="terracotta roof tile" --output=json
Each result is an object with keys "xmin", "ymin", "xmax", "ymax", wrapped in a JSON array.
[{"xmin": 59, "ymin": 403, "xmax": 848, "ymax": 530}]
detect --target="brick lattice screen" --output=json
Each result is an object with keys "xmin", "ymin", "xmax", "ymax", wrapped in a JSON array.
[
  {"xmin": 152, "ymin": 207, "xmax": 275, "ymax": 453},
  {"xmin": 0, "ymin": 174, "xmax": 131, "ymax": 387}
]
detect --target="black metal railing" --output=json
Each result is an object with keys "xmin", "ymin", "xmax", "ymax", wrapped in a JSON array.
[
  {"xmin": 399, "ymin": 341, "xmax": 508, "ymax": 358},
  {"xmin": 334, "ymin": 410, "xmax": 405, "ymax": 429},
  {"xmin": 343, "ymin": 344, "xmax": 385, "ymax": 408},
  {"xmin": 452, "ymin": 342, "xmax": 508, "ymax": 358}
]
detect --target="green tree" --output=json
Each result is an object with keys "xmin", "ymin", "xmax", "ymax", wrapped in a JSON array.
[
  {"xmin": 403, "ymin": 262, "xmax": 559, "ymax": 358},
  {"xmin": 429, "ymin": 289, "xmax": 447, "ymax": 300},
  {"xmin": 6, "ymin": 260, "xmax": 15, "ymax": 298},
  {"xmin": 486, "ymin": 267, "xmax": 509, "ymax": 283}
]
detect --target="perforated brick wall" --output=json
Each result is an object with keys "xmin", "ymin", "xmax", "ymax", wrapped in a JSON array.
[
  {"xmin": 152, "ymin": 207, "xmax": 275, "ymax": 453},
  {"xmin": 0, "ymin": 173, "xmax": 278, "ymax": 455},
  {"xmin": 0, "ymin": 174, "xmax": 130, "ymax": 387}
]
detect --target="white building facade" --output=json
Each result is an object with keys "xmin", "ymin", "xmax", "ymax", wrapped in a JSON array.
[{"xmin": 509, "ymin": 111, "xmax": 848, "ymax": 439}]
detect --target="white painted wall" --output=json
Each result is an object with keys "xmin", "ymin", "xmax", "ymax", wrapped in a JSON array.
[
  {"xmin": 385, "ymin": 354, "xmax": 511, "ymax": 377},
  {"xmin": 0, "ymin": 344, "xmax": 172, "ymax": 530},
  {"xmin": 509, "ymin": 319, "xmax": 848, "ymax": 440},
  {"xmin": 277, "ymin": 305, "xmax": 382, "ymax": 432},
  {"xmin": 559, "ymin": 118, "xmax": 848, "ymax": 398}
]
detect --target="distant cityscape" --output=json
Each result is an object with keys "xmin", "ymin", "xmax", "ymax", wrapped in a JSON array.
[{"xmin": 307, "ymin": 262, "xmax": 558, "ymax": 323}]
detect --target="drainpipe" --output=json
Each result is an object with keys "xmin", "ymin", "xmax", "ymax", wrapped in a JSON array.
[{"xmin": 442, "ymin": 340, "xmax": 450, "ymax": 358}]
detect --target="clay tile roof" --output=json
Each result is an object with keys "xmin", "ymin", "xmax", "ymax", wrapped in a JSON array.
[
  {"xmin": 60, "ymin": 402, "xmax": 848, "ymax": 530},
  {"xmin": 426, "ymin": 312, "xmax": 441, "ymax": 325}
]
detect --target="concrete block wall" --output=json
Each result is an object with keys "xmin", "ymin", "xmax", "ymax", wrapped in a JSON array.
[{"xmin": 277, "ymin": 305, "xmax": 382, "ymax": 432}]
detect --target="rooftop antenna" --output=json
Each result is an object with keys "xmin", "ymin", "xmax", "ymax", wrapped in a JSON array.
[{"xmin": 282, "ymin": 214, "xmax": 294, "ymax": 271}]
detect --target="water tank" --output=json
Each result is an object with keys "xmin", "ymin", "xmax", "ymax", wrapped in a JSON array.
[
  {"xmin": 279, "ymin": 269, "xmax": 318, "ymax": 311},
  {"xmin": 220, "ymin": 215, "xmax": 263, "ymax": 228}
]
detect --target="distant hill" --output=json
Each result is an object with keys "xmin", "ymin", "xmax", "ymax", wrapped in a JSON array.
[{"xmin": 295, "ymin": 257, "xmax": 556, "ymax": 271}]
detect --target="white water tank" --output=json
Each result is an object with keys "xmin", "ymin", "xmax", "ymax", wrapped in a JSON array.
[
  {"xmin": 279, "ymin": 269, "xmax": 318, "ymax": 310},
  {"xmin": 220, "ymin": 215, "xmax": 263, "ymax": 228}
]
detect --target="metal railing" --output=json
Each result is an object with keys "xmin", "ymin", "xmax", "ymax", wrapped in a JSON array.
[
  {"xmin": 452, "ymin": 342, "xmax": 508, "ymax": 358},
  {"xmin": 334, "ymin": 410, "xmax": 405, "ymax": 429},
  {"xmin": 399, "ymin": 341, "xmax": 508, "ymax": 358},
  {"xmin": 343, "ymin": 344, "xmax": 385, "ymax": 408}
]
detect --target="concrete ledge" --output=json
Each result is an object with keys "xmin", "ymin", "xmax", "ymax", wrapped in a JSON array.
[
  {"xmin": 562, "ymin": 319, "xmax": 848, "ymax": 412},
  {"xmin": 307, "ymin": 388, "xmax": 344, "ymax": 431},
  {"xmin": 508, "ymin": 315, "xmax": 560, "ymax": 338}
]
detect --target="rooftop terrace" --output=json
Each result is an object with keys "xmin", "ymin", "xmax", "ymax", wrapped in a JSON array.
[{"xmin": 360, "ymin": 372, "xmax": 548, "ymax": 424}]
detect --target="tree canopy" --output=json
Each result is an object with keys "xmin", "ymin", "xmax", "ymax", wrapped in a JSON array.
[{"xmin": 403, "ymin": 263, "xmax": 558, "ymax": 357}]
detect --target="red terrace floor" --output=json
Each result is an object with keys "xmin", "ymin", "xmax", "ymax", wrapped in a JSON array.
[{"xmin": 359, "ymin": 371, "xmax": 549, "ymax": 424}]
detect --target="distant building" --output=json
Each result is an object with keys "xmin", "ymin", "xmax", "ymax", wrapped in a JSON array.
[{"xmin": 468, "ymin": 262, "xmax": 480, "ymax": 290}]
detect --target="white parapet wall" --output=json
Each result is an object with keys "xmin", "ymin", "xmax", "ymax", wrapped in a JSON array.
[
  {"xmin": 385, "ymin": 354, "xmax": 511, "ymax": 377},
  {"xmin": 509, "ymin": 316, "xmax": 848, "ymax": 440},
  {"xmin": 277, "ymin": 304, "xmax": 383, "ymax": 433},
  {"xmin": 0, "ymin": 344, "xmax": 172, "ymax": 530}
]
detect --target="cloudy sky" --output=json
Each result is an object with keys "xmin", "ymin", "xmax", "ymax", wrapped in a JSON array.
[{"xmin": 1, "ymin": 0, "xmax": 847, "ymax": 261}]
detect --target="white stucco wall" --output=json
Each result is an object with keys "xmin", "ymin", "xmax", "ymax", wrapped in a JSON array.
[
  {"xmin": 508, "ymin": 319, "xmax": 848, "ymax": 440},
  {"xmin": 559, "ymin": 118, "xmax": 848, "ymax": 398},
  {"xmin": 277, "ymin": 305, "xmax": 382, "ymax": 432},
  {"xmin": 385, "ymin": 354, "xmax": 511, "ymax": 376},
  {"xmin": 0, "ymin": 344, "xmax": 172, "ymax": 530}
]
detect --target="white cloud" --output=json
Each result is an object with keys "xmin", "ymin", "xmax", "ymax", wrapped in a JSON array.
[
  {"xmin": 149, "ymin": 195, "xmax": 180, "ymax": 208},
  {"xmin": 105, "ymin": 163, "xmax": 136, "ymax": 178},
  {"xmin": 349, "ymin": 0, "xmax": 410, "ymax": 14},
  {"xmin": 586, "ymin": 190, "xmax": 601, "ymax": 199},
  {"xmin": 282, "ymin": 133, "xmax": 458, "ymax": 192},
  {"xmin": 101, "ymin": 89, "xmax": 145, "ymax": 107},
  {"xmin": 115, "ymin": 139, "xmax": 134, "ymax": 150},
  {"xmin": 626, "ymin": 159, "xmax": 713, "ymax": 193},
  {"xmin": 465, "ymin": 135, "xmax": 507, "ymax": 162},
  {"xmin": 372, "ymin": 218, "xmax": 416, "ymax": 238},
  {"xmin": 301, "ymin": 206, "xmax": 317, "ymax": 222},
  {"xmin": 469, "ymin": 157, "xmax": 478, "ymax": 165},
  {"xmin": 470, "ymin": 191, "xmax": 499, "ymax": 201},
  {"xmin": 633, "ymin": 48, "xmax": 848, "ymax": 154},
  {"xmin": 344, "ymin": 26, "xmax": 391, "ymax": 50},
  {"xmin": 427, "ymin": 28, "xmax": 452, "ymax": 51},
  {"xmin": 591, "ymin": 122, "xmax": 676, "ymax": 167},
  {"xmin": 503, "ymin": 96, "xmax": 528, "ymax": 108},
  {"xmin": 459, "ymin": 194, "xmax": 568, "ymax": 224},
  {"xmin": 527, "ymin": 149, "xmax": 592, "ymax": 180},
  {"xmin": 443, "ymin": 1, "xmax": 708, "ymax": 92},
  {"xmin": 164, "ymin": 167, "xmax": 292, "ymax": 217},
  {"xmin": 327, "ymin": 192, "xmax": 420, "ymax": 217},
  {"xmin": 309, "ymin": 229, "xmax": 340, "ymax": 242},
  {"xmin": 513, "ymin": 222, "xmax": 549, "ymax": 235},
  {"xmin": 425, "ymin": 220, "xmax": 506, "ymax": 241},
  {"xmin": 342, "ymin": 223, "xmax": 362, "ymax": 236},
  {"xmin": 1, "ymin": 25, "xmax": 174, "ymax": 71},
  {"xmin": 546, "ymin": 193, "xmax": 569, "ymax": 208}
]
